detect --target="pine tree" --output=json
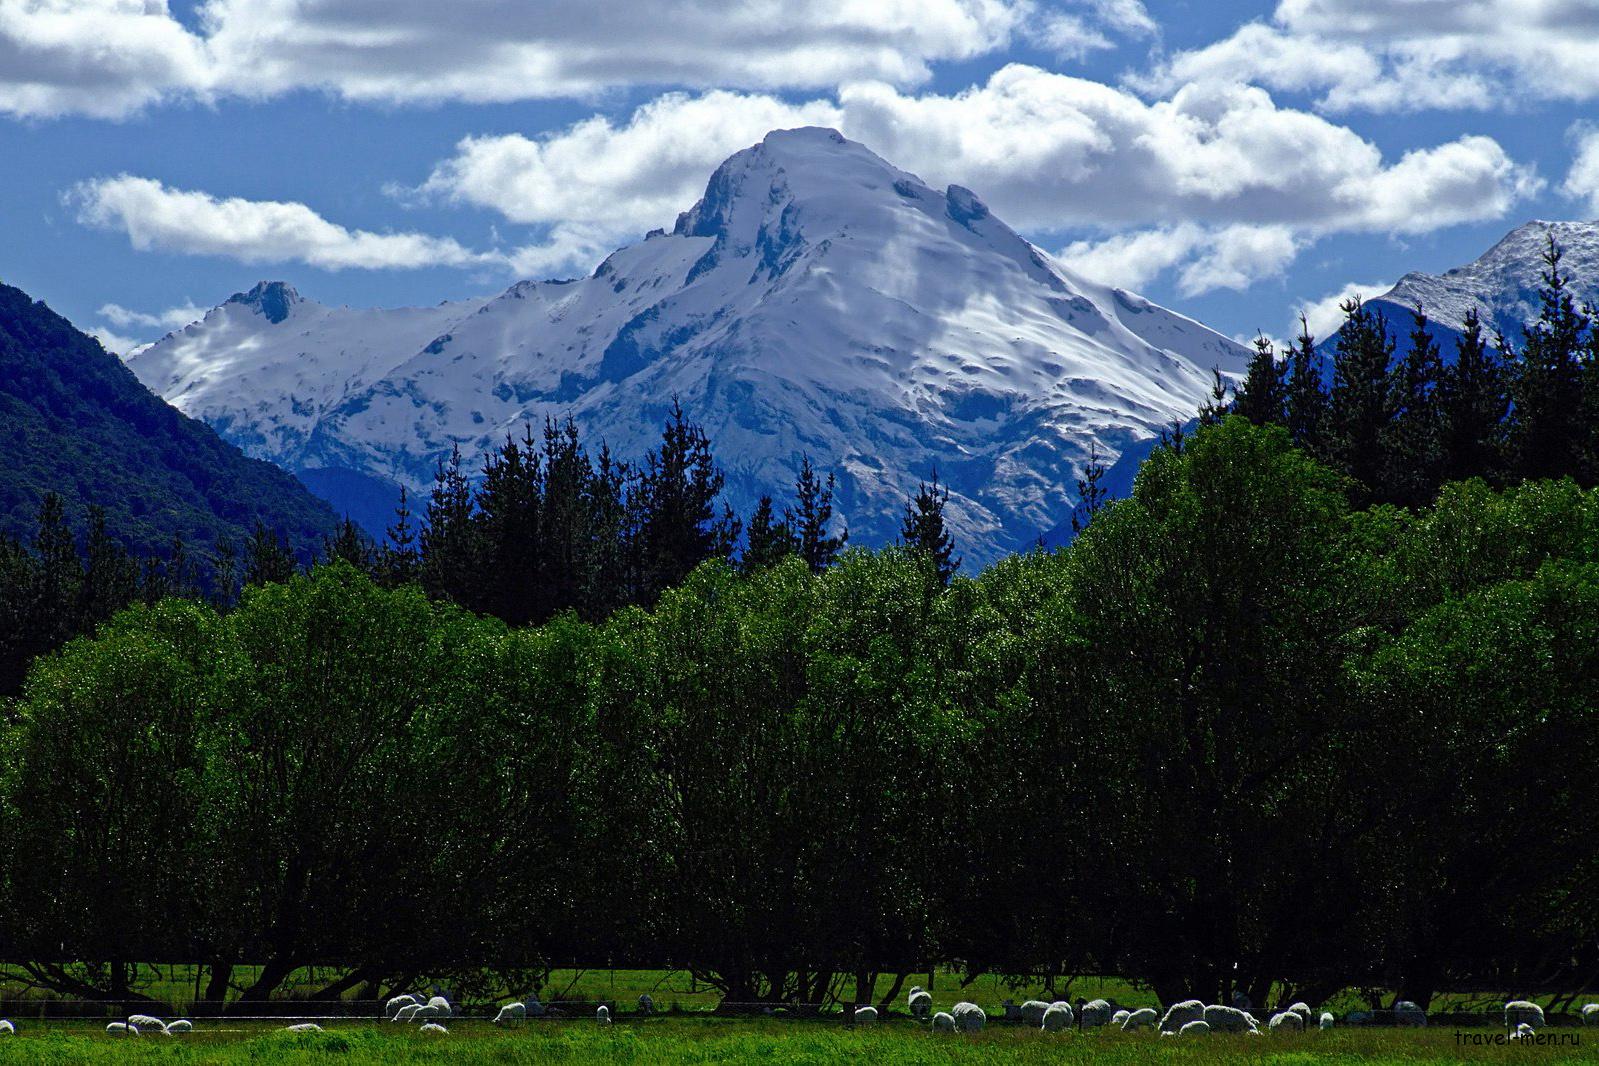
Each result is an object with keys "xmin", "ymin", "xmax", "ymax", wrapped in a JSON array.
[
  {"xmin": 242, "ymin": 521, "xmax": 297, "ymax": 588},
  {"xmin": 211, "ymin": 536, "xmax": 241, "ymax": 609},
  {"xmin": 1233, "ymin": 335, "xmax": 1287, "ymax": 426},
  {"xmin": 634, "ymin": 399, "xmax": 739, "ymax": 601},
  {"xmin": 380, "ymin": 486, "xmax": 420, "ymax": 588},
  {"xmin": 474, "ymin": 426, "xmax": 544, "ymax": 623},
  {"xmin": 420, "ymin": 445, "xmax": 478, "ymax": 606},
  {"xmin": 78, "ymin": 505, "xmax": 137, "ymax": 628},
  {"xmin": 900, "ymin": 469, "xmax": 960, "ymax": 586},
  {"xmin": 1072, "ymin": 442, "xmax": 1108, "ymax": 535},
  {"xmin": 1197, "ymin": 367, "xmax": 1230, "ymax": 426},
  {"xmin": 1505, "ymin": 233, "xmax": 1588, "ymax": 483},
  {"xmin": 1381, "ymin": 306, "xmax": 1444, "ymax": 506},
  {"xmin": 322, "ymin": 517, "xmax": 374, "ymax": 573},
  {"xmin": 31, "ymin": 493, "xmax": 82, "ymax": 650},
  {"xmin": 1436, "ymin": 308, "xmax": 1507, "ymax": 486},
  {"xmin": 1284, "ymin": 314, "xmax": 1329, "ymax": 459},
  {"xmin": 791, "ymin": 454, "xmax": 846, "ymax": 573},
  {"xmin": 743, "ymin": 494, "xmax": 798, "ymax": 572},
  {"xmin": 1328, "ymin": 297, "xmax": 1397, "ymax": 503},
  {"xmin": 581, "ymin": 443, "xmax": 633, "ymax": 620}
]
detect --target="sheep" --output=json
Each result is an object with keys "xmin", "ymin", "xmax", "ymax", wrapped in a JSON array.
[
  {"xmin": 1112, "ymin": 1009, "xmax": 1130, "ymax": 1027},
  {"xmin": 1159, "ymin": 1000, "xmax": 1206, "ymax": 1033},
  {"xmin": 1179, "ymin": 1020, "xmax": 1211, "ymax": 1036},
  {"xmin": 1319, "ymin": 1012, "xmax": 1334, "ymax": 1030},
  {"xmin": 106, "ymin": 1022, "xmax": 139, "ymax": 1036},
  {"xmin": 526, "ymin": 997, "xmax": 546, "ymax": 1018},
  {"xmin": 493, "ymin": 1002, "xmax": 526, "ymax": 1026},
  {"xmin": 284, "ymin": 1023, "xmax": 323, "ymax": 1033},
  {"xmin": 385, "ymin": 994, "xmax": 418, "ymax": 1020},
  {"xmin": 129, "ymin": 1014, "xmax": 166, "ymax": 1032},
  {"xmin": 908, "ymin": 988, "xmax": 933, "ymax": 1020},
  {"xmin": 1583, "ymin": 1003, "xmax": 1599, "ymax": 1026},
  {"xmin": 1505, "ymin": 1001, "xmax": 1545, "ymax": 1030},
  {"xmin": 0, "ymin": 1020, "xmax": 13, "ymax": 1036},
  {"xmin": 596, "ymin": 1005, "xmax": 612, "ymax": 1025},
  {"xmin": 419, "ymin": 1022, "xmax": 448, "ymax": 1035},
  {"xmin": 167, "ymin": 1020, "xmax": 193, "ymax": 1034},
  {"xmin": 1204, "ymin": 1005, "xmax": 1255, "ymax": 1033},
  {"xmin": 1080, "ymin": 999, "xmax": 1114, "ymax": 1028},
  {"xmin": 1289, "ymin": 1001, "xmax": 1312, "ymax": 1019},
  {"xmin": 1042, "ymin": 1002, "xmax": 1073, "ymax": 1032},
  {"xmin": 1020, "ymin": 1000, "xmax": 1052, "ymax": 1027},
  {"xmin": 932, "ymin": 1011, "xmax": 956, "ymax": 1032},
  {"xmin": 854, "ymin": 1006, "xmax": 878, "ymax": 1025},
  {"xmin": 1509, "ymin": 1023, "xmax": 1537, "ymax": 1042},
  {"xmin": 395, "ymin": 1004, "xmax": 422, "ymax": 1023},
  {"xmin": 638, "ymin": 994, "xmax": 654, "ymax": 1015},
  {"xmin": 1269, "ymin": 1011, "xmax": 1303, "ymax": 1031},
  {"xmin": 1393, "ymin": 1000, "xmax": 1427, "ymax": 1027},
  {"xmin": 412, "ymin": 1004, "xmax": 441, "ymax": 1022},
  {"xmin": 1122, "ymin": 1007, "xmax": 1157, "ymax": 1031},
  {"xmin": 1003, "ymin": 998, "xmax": 1021, "ymax": 1021},
  {"xmin": 426, "ymin": 995, "xmax": 453, "ymax": 1019},
  {"xmin": 951, "ymin": 1001, "xmax": 986, "ymax": 1032}
]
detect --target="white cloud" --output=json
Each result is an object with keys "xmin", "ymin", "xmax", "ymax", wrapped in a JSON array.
[
  {"xmin": 87, "ymin": 324, "xmax": 142, "ymax": 356},
  {"xmin": 412, "ymin": 66, "xmax": 1536, "ymax": 285},
  {"xmin": 0, "ymin": 0, "xmax": 212, "ymax": 119},
  {"xmin": 97, "ymin": 300, "xmax": 206, "ymax": 331},
  {"xmin": 70, "ymin": 175, "xmax": 503, "ymax": 271},
  {"xmin": 0, "ymin": 0, "xmax": 1033, "ymax": 118},
  {"xmin": 1293, "ymin": 279, "xmax": 1392, "ymax": 342},
  {"xmin": 1141, "ymin": 0, "xmax": 1599, "ymax": 113},
  {"xmin": 1561, "ymin": 123, "xmax": 1599, "ymax": 217}
]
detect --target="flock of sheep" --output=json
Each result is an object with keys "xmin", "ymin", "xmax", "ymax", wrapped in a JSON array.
[{"xmin": 0, "ymin": 992, "xmax": 1594, "ymax": 1040}]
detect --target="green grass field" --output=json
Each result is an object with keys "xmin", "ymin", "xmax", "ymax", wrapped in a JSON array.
[{"xmin": 0, "ymin": 1017, "xmax": 1593, "ymax": 1064}]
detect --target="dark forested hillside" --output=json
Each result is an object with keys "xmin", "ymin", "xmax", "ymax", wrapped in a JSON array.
[{"xmin": 0, "ymin": 281, "xmax": 338, "ymax": 559}]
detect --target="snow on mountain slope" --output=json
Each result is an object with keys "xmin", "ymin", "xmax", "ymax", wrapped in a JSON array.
[
  {"xmin": 1373, "ymin": 219, "xmax": 1599, "ymax": 338},
  {"xmin": 128, "ymin": 128, "xmax": 1250, "ymax": 566}
]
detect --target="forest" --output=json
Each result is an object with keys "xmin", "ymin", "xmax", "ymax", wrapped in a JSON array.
[{"xmin": 0, "ymin": 241, "xmax": 1596, "ymax": 1010}]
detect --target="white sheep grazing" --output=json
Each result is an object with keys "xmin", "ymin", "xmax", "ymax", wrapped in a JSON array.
[
  {"xmin": 1159, "ymin": 1000, "xmax": 1206, "ymax": 1033},
  {"xmin": 426, "ymin": 996, "xmax": 453, "ymax": 1019},
  {"xmin": 638, "ymin": 994, "xmax": 654, "ymax": 1015},
  {"xmin": 526, "ymin": 997, "xmax": 546, "ymax": 1018},
  {"xmin": 1020, "ymin": 1000, "xmax": 1052, "ymax": 1027},
  {"xmin": 1042, "ymin": 1002, "xmax": 1073, "ymax": 1032},
  {"xmin": 1080, "ymin": 999, "xmax": 1114, "ymax": 1028},
  {"xmin": 1112, "ymin": 1009, "xmax": 1130, "ymax": 1027},
  {"xmin": 1269, "ymin": 1011, "xmax": 1304, "ymax": 1031},
  {"xmin": 419, "ymin": 1022, "xmax": 448, "ymax": 1035},
  {"xmin": 932, "ymin": 1011, "xmax": 956, "ymax": 1032},
  {"xmin": 908, "ymin": 989, "xmax": 933, "ymax": 1019},
  {"xmin": 596, "ymin": 1005, "xmax": 612, "ymax": 1025},
  {"xmin": 385, "ymin": 994, "xmax": 418, "ymax": 1020},
  {"xmin": 1289, "ymin": 1001, "xmax": 1312, "ymax": 1018},
  {"xmin": 167, "ymin": 1020, "xmax": 193, "ymax": 1033},
  {"xmin": 1583, "ymin": 1003, "xmax": 1599, "ymax": 1026},
  {"xmin": 129, "ymin": 1014, "xmax": 166, "ymax": 1032},
  {"xmin": 1393, "ymin": 1000, "xmax": 1427, "ymax": 1027},
  {"xmin": 1204, "ymin": 1005, "xmax": 1254, "ymax": 1033},
  {"xmin": 0, "ymin": 1020, "xmax": 13, "ymax": 1035},
  {"xmin": 1179, "ymin": 1020, "xmax": 1211, "ymax": 1036},
  {"xmin": 396, "ymin": 1003, "xmax": 422, "ymax": 1023},
  {"xmin": 1319, "ymin": 1012, "xmax": 1334, "ymax": 1030},
  {"xmin": 1122, "ymin": 1007, "xmax": 1157, "ymax": 1031},
  {"xmin": 1509, "ymin": 1023, "xmax": 1537, "ymax": 1042},
  {"xmin": 494, "ymin": 1002, "xmax": 526, "ymax": 1026},
  {"xmin": 951, "ymin": 1001, "xmax": 986, "ymax": 1032},
  {"xmin": 854, "ymin": 1006, "xmax": 878, "ymax": 1025},
  {"xmin": 106, "ymin": 1022, "xmax": 138, "ymax": 1036},
  {"xmin": 412, "ymin": 1004, "xmax": 440, "ymax": 1022},
  {"xmin": 284, "ymin": 1023, "xmax": 322, "ymax": 1033},
  {"xmin": 1505, "ymin": 1001, "xmax": 1545, "ymax": 1030}
]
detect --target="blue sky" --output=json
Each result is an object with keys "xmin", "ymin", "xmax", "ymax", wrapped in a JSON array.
[{"xmin": 3, "ymin": 0, "xmax": 1596, "ymax": 353}]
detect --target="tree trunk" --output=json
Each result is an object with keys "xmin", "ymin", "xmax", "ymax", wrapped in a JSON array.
[{"xmin": 203, "ymin": 961, "xmax": 233, "ymax": 1002}]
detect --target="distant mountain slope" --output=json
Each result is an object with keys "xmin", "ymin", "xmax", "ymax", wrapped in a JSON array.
[
  {"xmin": 130, "ymin": 128, "xmax": 1251, "ymax": 566},
  {"xmin": 0, "ymin": 281, "xmax": 339, "ymax": 558}
]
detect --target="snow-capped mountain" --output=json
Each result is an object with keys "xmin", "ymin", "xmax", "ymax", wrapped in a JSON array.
[
  {"xmin": 128, "ymin": 127, "xmax": 1250, "ymax": 566},
  {"xmin": 1371, "ymin": 219, "xmax": 1599, "ymax": 339}
]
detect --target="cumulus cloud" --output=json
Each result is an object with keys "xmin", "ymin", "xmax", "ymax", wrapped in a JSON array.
[
  {"xmin": 1293, "ymin": 278, "xmax": 1392, "ymax": 342},
  {"xmin": 70, "ymin": 175, "xmax": 502, "ymax": 270},
  {"xmin": 97, "ymin": 300, "xmax": 206, "ymax": 331},
  {"xmin": 0, "ymin": 0, "xmax": 1033, "ymax": 118},
  {"xmin": 87, "ymin": 324, "xmax": 143, "ymax": 356},
  {"xmin": 1562, "ymin": 123, "xmax": 1599, "ymax": 217},
  {"xmin": 1141, "ymin": 0, "xmax": 1599, "ymax": 113}
]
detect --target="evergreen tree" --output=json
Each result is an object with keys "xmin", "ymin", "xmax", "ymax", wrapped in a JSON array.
[
  {"xmin": 1505, "ymin": 234, "xmax": 1588, "ymax": 483},
  {"xmin": 581, "ymin": 443, "xmax": 633, "ymax": 621},
  {"xmin": 1284, "ymin": 314, "xmax": 1329, "ymax": 459},
  {"xmin": 420, "ymin": 445, "xmax": 478, "ymax": 606},
  {"xmin": 634, "ymin": 400, "xmax": 739, "ymax": 602},
  {"xmin": 78, "ymin": 505, "xmax": 137, "ymax": 628},
  {"xmin": 537, "ymin": 419, "xmax": 593, "ymax": 621},
  {"xmin": 322, "ymin": 517, "xmax": 374, "ymax": 573},
  {"xmin": 474, "ymin": 426, "xmax": 543, "ymax": 624},
  {"xmin": 1197, "ymin": 367, "xmax": 1230, "ymax": 427},
  {"xmin": 211, "ymin": 536, "xmax": 241, "ymax": 610},
  {"xmin": 379, "ymin": 486, "xmax": 420, "ymax": 588},
  {"xmin": 899, "ymin": 469, "xmax": 960, "ymax": 586},
  {"xmin": 1328, "ymin": 297, "xmax": 1397, "ymax": 504},
  {"xmin": 791, "ymin": 454, "xmax": 846, "ymax": 573},
  {"xmin": 1072, "ymin": 442, "xmax": 1108, "ymax": 535},
  {"xmin": 242, "ymin": 521, "xmax": 297, "ymax": 588},
  {"xmin": 1382, "ymin": 306, "xmax": 1444, "ymax": 507},
  {"xmin": 1436, "ymin": 308, "xmax": 1507, "ymax": 486},
  {"xmin": 1233, "ymin": 335, "xmax": 1287, "ymax": 426},
  {"xmin": 31, "ymin": 493, "xmax": 81, "ymax": 651},
  {"xmin": 743, "ymin": 494, "xmax": 798, "ymax": 572}
]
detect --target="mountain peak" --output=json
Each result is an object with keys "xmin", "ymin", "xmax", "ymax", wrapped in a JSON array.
[{"xmin": 226, "ymin": 281, "xmax": 301, "ymax": 324}]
